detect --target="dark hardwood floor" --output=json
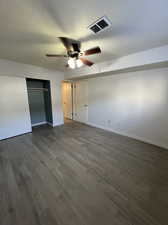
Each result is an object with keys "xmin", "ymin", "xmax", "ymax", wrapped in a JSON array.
[{"xmin": 0, "ymin": 120, "xmax": 168, "ymax": 225}]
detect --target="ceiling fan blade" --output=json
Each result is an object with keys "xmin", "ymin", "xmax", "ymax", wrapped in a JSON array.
[
  {"xmin": 59, "ymin": 37, "xmax": 81, "ymax": 52},
  {"xmin": 83, "ymin": 46, "xmax": 101, "ymax": 56},
  {"xmin": 80, "ymin": 58, "xmax": 94, "ymax": 66},
  {"xmin": 46, "ymin": 54, "xmax": 67, "ymax": 57},
  {"xmin": 59, "ymin": 37, "xmax": 72, "ymax": 51},
  {"xmin": 72, "ymin": 42, "xmax": 81, "ymax": 52}
]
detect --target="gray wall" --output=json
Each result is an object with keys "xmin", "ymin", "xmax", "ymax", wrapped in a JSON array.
[
  {"xmin": 0, "ymin": 76, "xmax": 32, "ymax": 140},
  {"xmin": 79, "ymin": 67, "xmax": 168, "ymax": 149}
]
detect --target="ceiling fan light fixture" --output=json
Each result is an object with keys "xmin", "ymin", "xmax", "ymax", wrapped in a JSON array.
[
  {"xmin": 76, "ymin": 59, "xmax": 83, "ymax": 68},
  {"xmin": 68, "ymin": 58, "xmax": 76, "ymax": 69}
]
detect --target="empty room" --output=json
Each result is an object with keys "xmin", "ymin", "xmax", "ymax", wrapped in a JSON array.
[{"xmin": 0, "ymin": 0, "xmax": 168, "ymax": 225}]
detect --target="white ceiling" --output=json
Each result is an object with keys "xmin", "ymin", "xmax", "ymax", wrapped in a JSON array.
[{"xmin": 0, "ymin": 0, "xmax": 168, "ymax": 71}]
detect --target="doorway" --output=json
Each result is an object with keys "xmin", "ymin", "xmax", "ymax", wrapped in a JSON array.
[
  {"xmin": 62, "ymin": 80, "xmax": 88, "ymax": 124},
  {"xmin": 26, "ymin": 78, "xmax": 53, "ymax": 127},
  {"xmin": 62, "ymin": 82, "xmax": 73, "ymax": 120},
  {"xmin": 73, "ymin": 80, "xmax": 88, "ymax": 124}
]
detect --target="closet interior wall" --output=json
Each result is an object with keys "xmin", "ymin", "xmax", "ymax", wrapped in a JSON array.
[{"xmin": 26, "ymin": 78, "xmax": 53, "ymax": 127}]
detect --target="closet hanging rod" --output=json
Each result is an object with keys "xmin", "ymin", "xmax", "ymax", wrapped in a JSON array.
[{"xmin": 27, "ymin": 88, "xmax": 48, "ymax": 92}]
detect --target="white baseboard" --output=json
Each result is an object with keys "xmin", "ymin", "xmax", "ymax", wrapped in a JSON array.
[
  {"xmin": 86, "ymin": 122, "xmax": 168, "ymax": 150},
  {"xmin": 32, "ymin": 121, "xmax": 47, "ymax": 127},
  {"xmin": 0, "ymin": 130, "xmax": 32, "ymax": 141},
  {"xmin": 47, "ymin": 122, "xmax": 53, "ymax": 127},
  {"xmin": 52, "ymin": 122, "xmax": 64, "ymax": 127},
  {"xmin": 32, "ymin": 121, "xmax": 64, "ymax": 128}
]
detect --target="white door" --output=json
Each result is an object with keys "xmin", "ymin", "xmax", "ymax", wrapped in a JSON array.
[
  {"xmin": 62, "ymin": 82, "xmax": 72, "ymax": 119},
  {"xmin": 74, "ymin": 80, "xmax": 88, "ymax": 123},
  {"xmin": 0, "ymin": 76, "xmax": 32, "ymax": 140}
]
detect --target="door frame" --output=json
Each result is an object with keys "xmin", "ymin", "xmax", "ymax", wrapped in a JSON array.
[
  {"xmin": 62, "ymin": 82, "xmax": 74, "ymax": 120},
  {"xmin": 73, "ymin": 80, "xmax": 88, "ymax": 124}
]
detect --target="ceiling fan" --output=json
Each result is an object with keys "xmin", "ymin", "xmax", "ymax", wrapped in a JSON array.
[{"xmin": 46, "ymin": 37, "xmax": 101, "ymax": 69}]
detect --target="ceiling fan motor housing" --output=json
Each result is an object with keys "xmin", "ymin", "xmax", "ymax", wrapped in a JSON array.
[{"xmin": 68, "ymin": 50, "xmax": 80, "ymax": 59}]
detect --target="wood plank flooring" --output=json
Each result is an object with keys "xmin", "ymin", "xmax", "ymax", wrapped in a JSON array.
[{"xmin": 0, "ymin": 119, "xmax": 168, "ymax": 225}]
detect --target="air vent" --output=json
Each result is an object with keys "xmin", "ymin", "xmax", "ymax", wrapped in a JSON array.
[{"xmin": 88, "ymin": 16, "xmax": 112, "ymax": 34}]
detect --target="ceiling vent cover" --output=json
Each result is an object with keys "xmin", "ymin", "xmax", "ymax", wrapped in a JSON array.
[{"xmin": 88, "ymin": 16, "xmax": 112, "ymax": 34}]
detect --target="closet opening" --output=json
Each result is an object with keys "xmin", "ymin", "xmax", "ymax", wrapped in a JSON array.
[{"xmin": 26, "ymin": 78, "xmax": 53, "ymax": 127}]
